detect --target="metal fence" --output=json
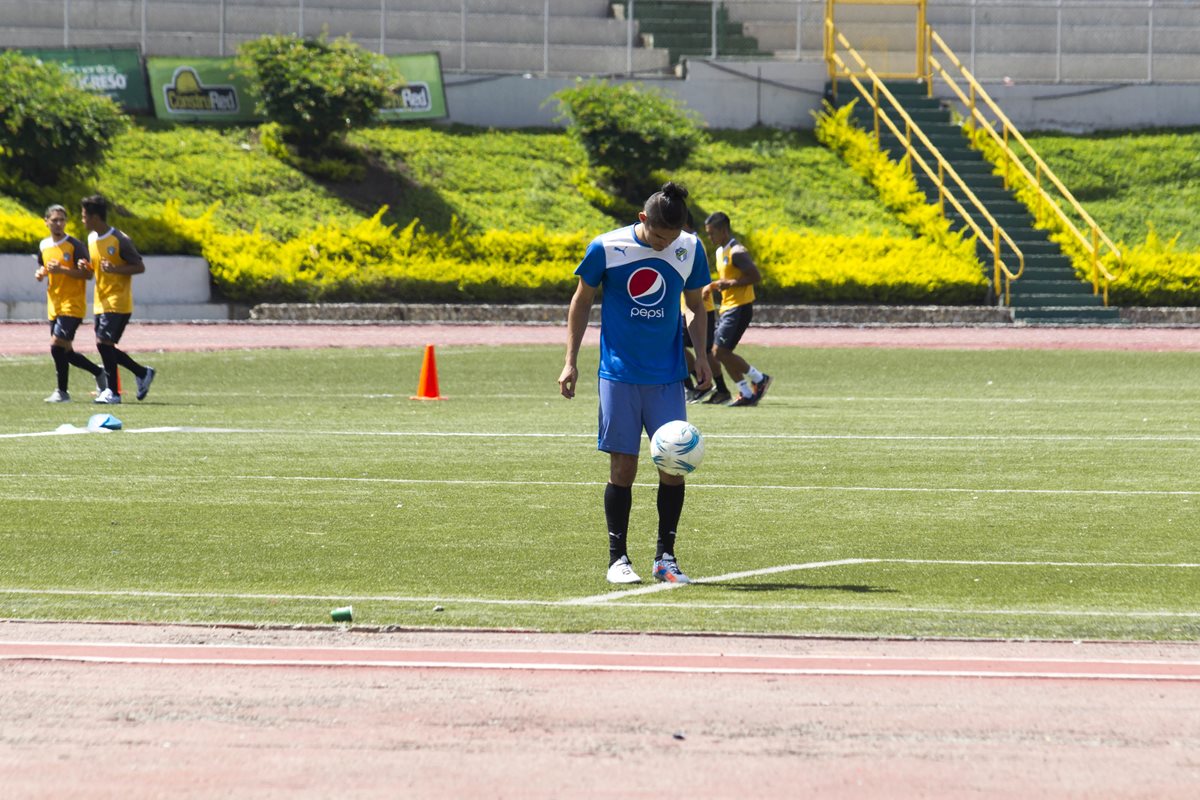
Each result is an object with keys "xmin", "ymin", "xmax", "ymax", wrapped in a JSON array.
[{"xmin": 23, "ymin": 0, "xmax": 1200, "ymax": 80}]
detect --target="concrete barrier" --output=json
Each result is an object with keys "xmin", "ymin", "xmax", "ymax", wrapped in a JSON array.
[{"xmin": 0, "ymin": 254, "xmax": 246, "ymax": 320}]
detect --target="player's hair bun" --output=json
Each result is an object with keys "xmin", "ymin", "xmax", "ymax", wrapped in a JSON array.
[{"xmin": 660, "ymin": 181, "xmax": 689, "ymax": 202}]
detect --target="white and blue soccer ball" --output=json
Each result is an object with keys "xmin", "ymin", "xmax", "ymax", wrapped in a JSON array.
[{"xmin": 650, "ymin": 419, "xmax": 705, "ymax": 477}]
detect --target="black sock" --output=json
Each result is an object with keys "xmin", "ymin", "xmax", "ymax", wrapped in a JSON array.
[
  {"xmin": 715, "ymin": 374, "xmax": 729, "ymax": 393},
  {"xmin": 97, "ymin": 343, "xmax": 119, "ymax": 393},
  {"xmin": 604, "ymin": 483, "xmax": 633, "ymax": 566},
  {"xmin": 50, "ymin": 346, "xmax": 69, "ymax": 392},
  {"xmin": 684, "ymin": 374, "xmax": 695, "ymax": 391},
  {"xmin": 66, "ymin": 350, "xmax": 103, "ymax": 377},
  {"xmin": 656, "ymin": 481, "xmax": 685, "ymax": 559},
  {"xmin": 113, "ymin": 347, "xmax": 146, "ymax": 380}
]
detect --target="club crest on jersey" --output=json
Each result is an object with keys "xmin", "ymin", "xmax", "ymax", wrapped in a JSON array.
[
  {"xmin": 675, "ymin": 247, "xmax": 687, "ymax": 262},
  {"xmin": 627, "ymin": 266, "xmax": 667, "ymax": 318},
  {"xmin": 107, "ymin": 246, "xmax": 116, "ymax": 255}
]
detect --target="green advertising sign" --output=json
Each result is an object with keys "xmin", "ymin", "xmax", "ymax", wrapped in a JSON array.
[
  {"xmin": 144, "ymin": 52, "xmax": 444, "ymax": 125},
  {"xmin": 24, "ymin": 47, "xmax": 150, "ymax": 113},
  {"xmin": 146, "ymin": 57, "xmax": 262, "ymax": 122},
  {"xmin": 380, "ymin": 52, "xmax": 448, "ymax": 121}
]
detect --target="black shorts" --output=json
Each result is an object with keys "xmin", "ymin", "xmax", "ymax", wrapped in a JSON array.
[
  {"xmin": 714, "ymin": 304, "xmax": 754, "ymax": 351},
  {"xmin": 94, "ymin": 312, "xmax": 132, "ymax": 344},
  {"xmin": 683, "ymin": 309, "xmax": 716, "ymax": 351},
  {"xmin": 50, "ymin": 316, "xmax": 82, "ymax": 342}
]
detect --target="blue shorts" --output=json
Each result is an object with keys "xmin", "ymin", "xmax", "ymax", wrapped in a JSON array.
[
  {"xmin": 94, "ymin": 312, "xmax": 131, "ymax": 344},
  {"xmin": 714, "ymin": 304, "xmax": 754, "ymax": 351},
  {"xmin": 50, "ymin": 316, "xmax": 82, "ymax": 342},
  {"xmin": 597, "ymin": 378, "xmax": 687, "ymax": 456}
]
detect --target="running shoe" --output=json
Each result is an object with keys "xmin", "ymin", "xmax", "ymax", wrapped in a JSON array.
[
  {"xmin": 44, "ymin": 389, "xmax": 70, "ymax": 403},
  {"xmin": 687, "ymin": 386, "xmax": 714, "ymax": 404},
  {"xmin": 702, "ymin": 389, "xmax": 731, "ymax": 405},
  {"xmin": 753, "ymin": 373, "xmax": 773, "ymax": 402},
  {"xmin": 136, "ymin": 366, "xmax": 156, "ymax": 401},
  {"xmin": 728, "ymin": 393, "xmax": 757, "ymax": 407},
  {"xmin": 606, "ymin": 555, "xmax": 642, "ymax": 584},
  {"xmin": 93, "ymin": 389, "xmax": 121, "ymax": 404},
  {"xmin": 652, "ymin": 554, "xmax": 690, "ymax": 584}
]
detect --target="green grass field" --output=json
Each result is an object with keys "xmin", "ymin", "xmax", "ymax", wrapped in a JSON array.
[{"xmin": 1, "ymin": 343, "xmax": 1198, "ymax": 641}]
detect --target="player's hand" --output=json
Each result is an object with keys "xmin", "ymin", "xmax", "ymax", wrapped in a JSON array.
[
  {"xmin": 34, "ymin": 267, "xmax": 46, "ymax": 282},
  {"xmin": 100, "ymin": 259, "xmax": 113, "ymax": 272},
  {"xmin": 692, "ymin": 357, "xmax": 713, "ymax": 394},
  {"xmin": 558, "ymin": 364, "xmax": 578, "ymax": 399}
]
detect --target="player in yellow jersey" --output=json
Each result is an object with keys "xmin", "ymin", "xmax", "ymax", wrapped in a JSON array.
[
  {"xmin": 34, "ymin": 204, "xmax": 108, "ymax": 403},
  {"xmin": 704, "ymin": 212, "xmax": 772, "ymax": 407},
  {"xmin": 680, "ymin": 212, "xmax": 730, "ymax": 404},
  {"xmin": 81, "ymin": 195, "xmax": 155, "ymax": 404}
]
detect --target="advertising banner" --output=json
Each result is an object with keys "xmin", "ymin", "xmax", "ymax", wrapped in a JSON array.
[
  {"xmin": 146, "ymin": 57, "xmax": 262, "ymax": 123},
  {"xmin": 24, "ymin": 47, "xmax": 151, "ymax": 113},
  {"xmin": 380, "ymin": 52, "xmax": 448, "ymax": 121}
]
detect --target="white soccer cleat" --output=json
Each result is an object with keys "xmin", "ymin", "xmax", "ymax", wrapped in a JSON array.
[
  {"xmin": 44, "ymin": 389, "xmax": 70, "ymax": 403},
  {"xmin": 93, "ymin": 388, "xmax": 121, "ymax": 405},
  {"xmin": 606, "ymin": 555, "xmax": 642, "ymax": 584}
]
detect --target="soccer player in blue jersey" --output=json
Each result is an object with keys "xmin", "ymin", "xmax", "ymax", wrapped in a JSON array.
[{"xmin": 558, "ymin": 182, "xmax": 713, "ymax": 584}]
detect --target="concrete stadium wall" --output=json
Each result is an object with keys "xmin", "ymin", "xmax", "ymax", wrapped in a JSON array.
[
  {"xmin": 0, "ymin": 255, "xmax": 243, "ymax": 321},
  {"xmin": 446, "ymin": 58, "xmax": 1200, "ymax": 132}
]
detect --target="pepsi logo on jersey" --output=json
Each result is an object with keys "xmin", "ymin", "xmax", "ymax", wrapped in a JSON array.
[{"xmin": 627, "ymin": 267, "xmax": 667, "ymax": 319}]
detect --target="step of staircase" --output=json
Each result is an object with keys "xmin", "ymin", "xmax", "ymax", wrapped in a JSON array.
[{"xmin": 1013, "ymin": 306, "xmax": 1122, "ymax": 324}]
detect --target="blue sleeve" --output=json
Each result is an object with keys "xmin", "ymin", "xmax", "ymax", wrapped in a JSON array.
[
  {"xmin": 684, "ymin": 246, "xmax": 710, "ymax": 291},
  {"xmin": 68, "ymin": 237, "xmax": 88, "ymax": 262},
  {"xmin": 574, "ymin": 240, "xmax": 606, "ymax": 288}
]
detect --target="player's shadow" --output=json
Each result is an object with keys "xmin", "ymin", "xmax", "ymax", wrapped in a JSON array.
[{"xmin": 716, "ymin": 582, "xmax": 898, "ymax": 594}]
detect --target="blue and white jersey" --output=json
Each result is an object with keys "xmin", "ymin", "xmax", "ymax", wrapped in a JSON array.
[{"xmin": 576, "ymin": 223, "xmax": 710, "ymax": 385}]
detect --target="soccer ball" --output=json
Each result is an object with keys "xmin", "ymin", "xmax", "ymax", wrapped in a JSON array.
[{"xmin": 650, "ymin": 420, "xmax": 704, "ymax": 476}]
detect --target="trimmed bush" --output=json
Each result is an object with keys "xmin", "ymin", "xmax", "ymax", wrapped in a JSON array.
[
  {"xmin": 237, "ymin": 34, "xmax": 397, "ymax": 157},
  {"xmin": 553, "ymin": 81, "xmax": 704, "ymax": 204},
  {"xmin": 0, "ymin": 51, "xmax": 128, "ymax": 185}
]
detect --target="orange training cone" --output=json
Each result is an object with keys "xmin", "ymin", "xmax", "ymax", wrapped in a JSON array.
[{"xmin": 410, "ymin": 344, "xmax": 446, "ymax": 400}]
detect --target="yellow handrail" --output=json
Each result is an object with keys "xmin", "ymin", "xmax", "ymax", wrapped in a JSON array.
[
  {"xmin": 826, "ymin": 22, "xmax": 1025, "ymax": 303},
  {"xmin": 925, "ymin": 27, "xmax": 1122, "ymax": 304}
]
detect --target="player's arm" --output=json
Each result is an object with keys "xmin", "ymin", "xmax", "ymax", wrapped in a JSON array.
[
  {"xmin": 683, "ymin": 288, "xmax": 712, "ymax": 392},
  {"xmin": 34, "ymin": 251, "xmax": 47, "ymax": 282},
  {"xmin": 716, "ymin": 249, "xmax": 761, "ymax": 290},
  {"xmin": 559, "ymin": 279, "xmax": 596, "ymax": 399},
  {"xmin": 59, "ymin": 239, "xmax": 93, "ymax": 279},
  {"xmin": 101, "ymin": 233, "xmax": 146, "ymax": 275}
]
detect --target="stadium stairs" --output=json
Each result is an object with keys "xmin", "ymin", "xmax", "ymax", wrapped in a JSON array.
[
  {"xmin": 615, "ymin": 1, "xmax": 768, "ymax": 66},
  {"xmin": 832, "ymin": 78, "xmax": 1119, "ymax": 325}
]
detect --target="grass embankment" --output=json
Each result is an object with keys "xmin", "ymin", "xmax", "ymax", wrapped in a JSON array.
[{"xmin": 2, "ymin": 122, "xmax": 1197, "ymax": 304}]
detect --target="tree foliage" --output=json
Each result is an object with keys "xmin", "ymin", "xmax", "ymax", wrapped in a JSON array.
[
  {"xmin": 0, "ymin": 51, "xmax": 128, "ymax": 185},
  {"xmin": 553, "ymin": 80, "xmax": 704, "ymax": 204},
  {"xmin": 237, "ymin": 34, "xmax": 398, "ymax": 157}
]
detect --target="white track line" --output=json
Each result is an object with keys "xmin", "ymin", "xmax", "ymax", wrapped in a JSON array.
[{"xmin": 5, "ymin": 655, "xmax": 1200, "ymax": 680}]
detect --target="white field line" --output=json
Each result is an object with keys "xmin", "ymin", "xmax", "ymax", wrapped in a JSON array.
[
  {"xmin": 5, "ymin": 471, "xmax": 1195, "ymax": 499},
  {"xmin": 566, "ymin": 559, "xmax": 873, "ymax": 605},
  {"xmin": 6, "ymin": 425, "xmax": 1200, "ymax": 444},
  {"xmin": 3, "ymin": 558, "xmax": 1197, "ymax": 618},
  {"xmin": 2, "ymin": 470, "xmax": 1200, "ymax": 498}
]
